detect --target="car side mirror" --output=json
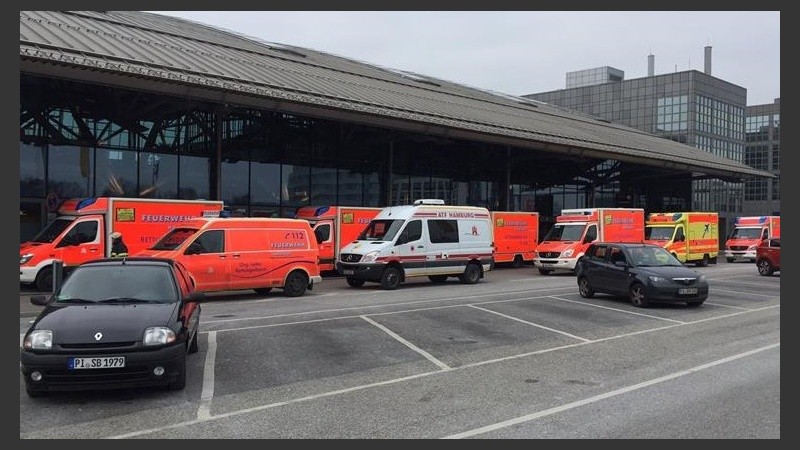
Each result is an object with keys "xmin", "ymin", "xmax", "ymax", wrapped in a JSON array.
[
  {"xmin": 30, "ymin": 295, "xmax": 51, "ymax": 306},
  {"xmin": 183, "ymin": 292, "xmax": 206, "ymax": 303}
]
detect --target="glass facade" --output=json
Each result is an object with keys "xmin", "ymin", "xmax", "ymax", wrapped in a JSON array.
[{"xmin": 20, "ymin": 74, "xmax": 704, "ymax": 241}]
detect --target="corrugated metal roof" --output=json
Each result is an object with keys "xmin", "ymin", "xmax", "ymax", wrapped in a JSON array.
[{"xmin": 19, "ymin": 10, "xmax": 769, "ymax": 179}]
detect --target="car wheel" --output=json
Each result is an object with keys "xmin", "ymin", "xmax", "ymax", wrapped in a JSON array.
[
  {"xmin": 346, "ymin": 276, "xmax": 365, "ymax": 288},
  {"xmin": 578, "ymin": 277, "xmax": 595, "ymax": 298},
  {"xmin": 283, "ymin": 270, "xmax": 309, "ymax": 297},
  {"xmin": 686, "ymin": 299, "xmax": 705, "ymax": 307},
  {"xmin": 726, "ymin": 257, "xmax": 734, "ymax": 263},
  {"xmin": 629, "ymin": 283, "xmax": 649, "ymax": 308},
  {"xmin": 428, "ymin": 275, "xmax": 448, "ymax": 283},
  {"xmin": 34, "ymin": 267, "xmax": 54, "ymax": 292},
  {"xmin": 538, "ymin": 269, "xmax": 552, "ymax": 275},
  {"xmin": 188, "ymin": 330, "xmax": 199, "ymax": 354},
  {"xmin": 253, "ymin": 287, "xmax": 273, "ymax": 295},
  {"xmin": 697, "ymin": 254, "xmax": 709, "ymax": 267},
  {"xmin": 169, "ymin": 355, "xmax": 187, "ymax": 391},
  {"xmin": 380, "ymin": 267, "xmax": 402, "ymax": 290},
  {"xmin": 459, "ymin": 262, "xmax": 482, "ymax": 284},
  {"xmin": 757, "ymin": 259, "xmax": 774, "ymax": 276},
  {"xmin": 512, "ymin": 255, "xmax": 524, "ymax": 268}
]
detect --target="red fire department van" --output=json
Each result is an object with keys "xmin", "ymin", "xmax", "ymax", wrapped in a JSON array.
[
  {"xmin": 295, "ymin": 206, "xmax": 382, "ymax": 272},
  {"xmin": 491, "ymin": 211, "xmax": 539, "ymax": 267},
  {"xmin": 20, "ymin": 197, "xmax": 224, "ymax": 291},
  {"xmin": 534, "ymin": 207, "xmax": 645, "ymax": 275},
  {"xmin": 139, "ymin": 217, "xmax": 322, "ymax": 297},
  {"xmin": 724, "ymin": 216, "xmax": 781, "ymax": 262}
]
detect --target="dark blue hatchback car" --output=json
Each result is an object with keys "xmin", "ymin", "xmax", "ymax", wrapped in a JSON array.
[{"xmin": 575, "ymin": 243, "xmax": 709, "ymax": 308}]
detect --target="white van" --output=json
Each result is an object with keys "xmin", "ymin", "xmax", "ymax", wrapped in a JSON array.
[{"xmin": 336, "ymin": 199, "xmax": 494, "ymax": 290}]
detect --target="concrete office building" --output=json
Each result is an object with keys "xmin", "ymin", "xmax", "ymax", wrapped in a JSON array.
[
  {"xmin": 743, "ymin": 98, "xmax": 780, "ymax": 216},
  {"xmin": 525, "ymin": 47, "xmax": 756, "ymax": 234},
  {"xmin": 19, "ymin": 12, "xmax": 768, "ymax": 242}
]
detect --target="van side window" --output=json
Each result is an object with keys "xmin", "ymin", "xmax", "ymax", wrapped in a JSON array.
[
  {"xmin": 428, "ymin": 220, "xmax": 459, "ymax": 243},
  {"xmin": 186, "ymin": 230, "xmax": 224, "ymax": 255},
  {"xmin": 396, "ymin": 220, "xmax": 422, "ymax": 245},
  {"xmin": 57, "ymin": 220, "xmax": 98, "ymax": 247},
  {"xmin": 674, "ymin": 227, "xmax": 685, "ymax": 242},
  {"xmin": 583, "ymin": 224, "xmax": 597, "ymax": 244},
  {"xmin": 314, "ymin": 224, "xmax": 331, "ymax": 243}
]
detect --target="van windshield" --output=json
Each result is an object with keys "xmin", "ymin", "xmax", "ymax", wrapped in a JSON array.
[
  {"xmin": 645, "ymin": 226, "xmax": 675, "ymax": 240},
  {"xmin": 150, "ymin": 228, "xmax": 199, "ymax": 250},
  {"xmin": 730, "ymin": 227, "xmax": 762, "ymax": 239},
  {"xmin": 357, "ymin": 219, "xmax": 404, "ymax": 242},
  {"xmin": 30, "ymin": 218, "xmax": 73, "ymax": 243},
  {"xmin": 542, "ymin": 224, "xmax": 585, "ymax": 242}
]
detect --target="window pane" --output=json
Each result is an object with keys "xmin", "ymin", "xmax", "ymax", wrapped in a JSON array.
[
  {"xmin": 250, "ymin": 162, "xmax": 281, "ymax": 206},
  {"xmin": 338, "ymin": 169, "xmax": 363, "ymax": 206},
  {"xmin": 20, "ymin": 142, "xmax": 46, "ymax": 198},
  {"xmin": 179, "ymin": 155, "xmax": 210, "ymax": 200},
  {"xmin": 282, "ymin": 164, "xmax": 310, "ymax": 206},
  {"xmin": 221, "ymin": 160, "xmax": 249, "ymax": 205},
  {"xmin": 47, "ymin": 145, "xmax": 93, "ymax": 199},
  {"xmin": 95, "ymin": 148, "xmax": 138, "ymax": 197},
  {"xmin": 139, "ymin": 152, "xmax": 178, "ymax": 199}
]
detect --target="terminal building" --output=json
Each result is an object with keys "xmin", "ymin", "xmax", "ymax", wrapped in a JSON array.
[{"xmin": 19, "ymin": 11, "xmax": 769, "ymax": 241}]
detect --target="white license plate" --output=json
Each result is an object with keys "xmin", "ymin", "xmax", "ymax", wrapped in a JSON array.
[
  {"xmin": 678, "ymin": 288, "xmax": 698, "ymax": 295},
  {"xmin": 341, "ymin": 269, "xmax": 354, "ymax": 275},
  {"xmin": 68, "ymin": 356, "xmax": 126, "ymax": 370}
]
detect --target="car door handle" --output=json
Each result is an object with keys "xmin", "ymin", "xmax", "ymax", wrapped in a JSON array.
[
  {"xmin": 417, "ymin": 245, "xmax": 424, "ymax": 248},
  {"xmin": 232, "ymin": 254, "xmax": 241, "ymax": 258},
  {"xmin": 218, "ymin": 255, "xmax": 226, "ymax": 259}
]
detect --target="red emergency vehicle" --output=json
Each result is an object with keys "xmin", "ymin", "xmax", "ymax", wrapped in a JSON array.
[
  {"xmin": 724, "ymin": 216, "xmax": 780, "ymax": 262},
  {"xmin": 491, "ymin": 211, "xmax": 539, "ymax": 267},
  {"xmin": 534, "ymin": 208, "xmax": 645, "ymax": 275},
  {"xmin": 20, "ymin": 197, "xmax": 224, "ymax": 291},
  {"xmin": 295, "ymin": 206, "xmax": 382, "ymax": 272}
]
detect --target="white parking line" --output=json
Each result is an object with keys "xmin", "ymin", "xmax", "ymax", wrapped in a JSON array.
[
  {"xmin": 201, "ymin": 286, "xmax": 576, "ymax": 325},
  {"xmin": 360, "ymin": 315, "xmax": 451, "ymax": 371},
  {"xmin": 708, "ymin": 279, "xmax": 781, "ymax": 287},
  {"xmin": 202, "ymin": 293, "xmax": 580, "ymax": 335},
  {"xmin": 106, "ymin": 304, "xmax": 779, "ymax": 439},
  {"xmin": 703, "ymin": 302, "xmax": 752, "ymax": 311},
  {"xmin": 712, "ymin": 288, "xmax": 780, "ymax": 298},
  {"xmin": 442, "ymin": 342, "xmax": 780, "ymax": 439},
  {"xmin": 196, "ymin": 331, "xmax": 217, "ymax": 420},
  {"xmin": 468, "ymin": 305, "xmax": 591, "ymax": 342},
  {"xmin": 548, "ymin": 296, "xmax": 685, "ymax": 324}
]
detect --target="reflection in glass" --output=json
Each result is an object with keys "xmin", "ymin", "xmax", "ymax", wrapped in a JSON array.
[
  {"xmin": 95, "ymin": 148, "xmax": 137, "ymax": 197},
  {"xmin": 282, "ymin": 164, "xmax": 310, "ymax": 206},
  {"xmin": 251, "ymin": 162, "xmax": 281, "ymax": 205},
  {"xmin": 47, "ymin": 145, "xmax": 93, "ymax": 199},
  {"xmin": 178, "ymin": 156, "xmax": 210, "ymax": 200},
  {"xmin": 139, "ymin": 152, "xmax": 178, "ymax": 198},
  {"xmin": 311, "ymin": 167, "xmax": 337, "ymax": 205},
  {"xmin": 20, "ymin": 142, "xmax": 46, "ymax": 198},
  {"xmin": 221, "ymin": 160, "xmax": 249, "ymax": 205}
]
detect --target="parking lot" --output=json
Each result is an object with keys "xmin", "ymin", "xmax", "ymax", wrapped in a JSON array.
[{"xmin": 20, "ymin": 260, "xmax": 780, "ymax": 439}]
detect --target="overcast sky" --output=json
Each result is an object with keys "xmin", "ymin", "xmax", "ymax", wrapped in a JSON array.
[{"xmin": 152, "ymin": 11, "xmax": 780, "ymax": 106}]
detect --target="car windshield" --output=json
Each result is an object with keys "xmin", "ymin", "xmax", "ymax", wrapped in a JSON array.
[
  {"xmin": 628, "ymin": 246, "xmax": 684, "ymax": 267},
  {"xmin": 730, "ymin": 227, "xmax": 762, "ymax": 239},
  {"xmin": 645, "ymin": 226, "xmax": 674, "ymax": 240},
  {"xmin": 150, "ymin": 228, "xmax": 199, "ymax": 250},
  {"xmin": 542, "ymin": 224, "xmax": 585, "ymax": 242},
  {"xmin": 357, "ymin": 219, "xmax": 404, "ymax": 242},
  {"xmin": 53, "ymin": 265, "xmax": 179, "ymax": 303},
  {"xmin": 29, "ymin": 218, "xmax": 73, "ymax": 243}
]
